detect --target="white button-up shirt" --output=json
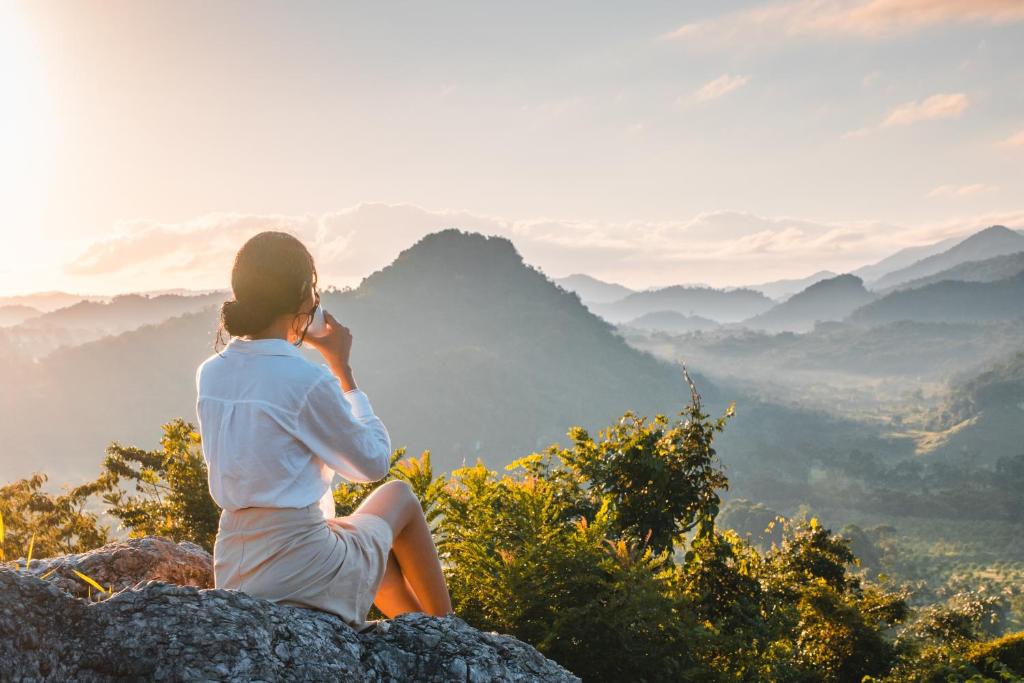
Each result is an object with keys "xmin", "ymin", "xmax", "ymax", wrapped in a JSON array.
[{"xmin": 195, "ymin": 336, "xmax": 392, "ymax": 518}]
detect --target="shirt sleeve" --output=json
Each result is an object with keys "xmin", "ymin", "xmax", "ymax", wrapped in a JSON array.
[{"xmin": 295, "ymin": 372, "xmax": 392, "ymax": 483}]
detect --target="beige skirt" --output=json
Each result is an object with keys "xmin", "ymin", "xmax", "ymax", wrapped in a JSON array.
[{"xmin": 213, "ymin": 502, "xmax": 393, "ymax": 631}]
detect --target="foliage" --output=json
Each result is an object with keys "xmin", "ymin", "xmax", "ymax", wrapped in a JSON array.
[
  {"xmin": 332, "ymin": 448, "xmax": 446, "ymax": 529},
  {"xmin": 5, "ymin": 383, "xmax": 1024, "ymax": 681},
  {"xmin": 550, "ymin": 371, "xmax": 731, "ymax": 555},
  {"xmin": 0, "ymin": 473, "xmax": 110, "ymax": 560},
  {"xmin": 90, "ymin": 419, "xmax": 221, "ymax": 552},
  {"xmin": 717, "ymin": 498, "xmax": 784, "ymax": 548}
]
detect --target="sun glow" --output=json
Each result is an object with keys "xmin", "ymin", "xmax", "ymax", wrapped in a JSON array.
[{"xmin": 0, "ymin": 1, "xmax": 57, "ymax": 293}]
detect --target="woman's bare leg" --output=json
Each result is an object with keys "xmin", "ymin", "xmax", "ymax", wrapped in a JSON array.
[
  {"xmin": 373, "ymin": 551, "xmax": 422, "ymax": 617},
  {"xmin": 351, "ymin": 480, "xmax": 452, "ymax": 617}
]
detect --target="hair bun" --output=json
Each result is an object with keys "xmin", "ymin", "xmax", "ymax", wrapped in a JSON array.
[{"xmin": 221, "ymin": 299, "xmax": 274, "ymax": 337}]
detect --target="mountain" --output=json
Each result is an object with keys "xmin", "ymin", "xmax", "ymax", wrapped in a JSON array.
[
  {"xmin": 853, "ymin": 235, "xmax": 961, "ymax": 284},
  {"xmin": 746, "ymin": 270, "xmax": 837, "ymax": 301},
  {"xmin": 0, "ymin": 230, "xmax": 701, "ymax": 482},
  {"xmin": 622, "ymin": 311, "xmax": 720, "ymax": 334},
  {"xmin": 0, "ymin": 291, "xmax": 105, "ymax": 313},
  {"xmin": 848, "ymin": 272, "xmax": 1024, "ymax": 326},
  {"xmin": 0, "ymin": 305, "xmax": 41, "ymax": 327},
  {"xmin": 0, "ymin": 292, "xmax": 224, "ymax": 360},
  {"xmin": 743, "ymin": 275, "xmax": 876, "ymax": 333},
  {"xmin": 27, "ymin": 293, "xmax": 222, "ymax": 335},
  {"xmin": 884, "ymin": 251, "xmax": 1024, "ymax": 293},
  {"xmin": 591, "ymin": 286, "xmax": 773, "ymax": 324},
  {"xmin": 553, "ymin": 274, "xmax": 634, "ymax": 305},
  {"xmin": 870, "ymin": 226, "xmax": 1024, "ymax": 291}
]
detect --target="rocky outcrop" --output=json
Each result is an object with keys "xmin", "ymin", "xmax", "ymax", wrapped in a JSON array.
[
  {"xmin": 16, "ymin": 536, "xmax": 213, "ymax": 599},
  {"xmin": 1, "ymin": 537, "xmax": 579, "ymax": 682}
]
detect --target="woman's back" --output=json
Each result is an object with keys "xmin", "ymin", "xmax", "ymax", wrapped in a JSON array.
[{"xmin": 196, "ymin": 336, "xmax": 391, "ymax": 516}]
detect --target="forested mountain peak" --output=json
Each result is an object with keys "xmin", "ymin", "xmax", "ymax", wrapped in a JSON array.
[
  {"xmin": 743, "ymin": 274, "xmax": 874, "ymax": 332},
  {"xmin": 359, "ymin": 229, "xmax": 526, "ymax": 293},
  {"xmin": 871, "ymin": 225, "xmax": 1024, "ymax": 290}
]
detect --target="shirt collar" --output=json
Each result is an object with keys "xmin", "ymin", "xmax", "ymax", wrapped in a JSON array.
[{"xmin": 225, "ymin": 336, "xmax": 303, "ymax": 358}]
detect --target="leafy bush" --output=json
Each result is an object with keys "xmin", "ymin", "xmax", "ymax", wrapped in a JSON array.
[
  {"xmin": 91, "ymin": 419, "xmax": 221, "ymax": 552},
  {"xmin": 0, "ymin": 473, "xmax": 109, "ymax": 560}
]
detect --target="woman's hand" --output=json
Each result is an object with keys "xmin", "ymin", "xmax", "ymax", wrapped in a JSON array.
[{"xmin": 303, "ymin": 311, "xmax": 358, "ymax": 391}]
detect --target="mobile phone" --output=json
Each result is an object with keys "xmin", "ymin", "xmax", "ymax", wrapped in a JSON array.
[{"xmin": 307, "ymin": 305, "xmax": 329, "ymax": 337}]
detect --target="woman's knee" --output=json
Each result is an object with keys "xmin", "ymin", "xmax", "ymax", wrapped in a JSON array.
[
  {"xmin": 359, "ymin": 480, "xmax": 419, "ymax": 528},
  {"xmin": 375, "ymin": 479, "xmax": 415, "ymax": 503}
]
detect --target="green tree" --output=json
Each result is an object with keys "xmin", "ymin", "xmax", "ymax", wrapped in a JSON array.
[
  {"xmin": 93, "ymin": 419, "xmax": 221, "ymax": 552},
  {"xmin": 0, "ymin": 473, "xmax": 110, "ymax": 561},
  {"xmin": 552, "ymin": 372, "xmax": 731, "ymax": 555}
]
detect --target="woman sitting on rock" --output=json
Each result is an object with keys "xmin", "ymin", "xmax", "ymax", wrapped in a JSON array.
[{"xmin": 195, "ymin": 231, "xmax": 452, "ymax": 632}]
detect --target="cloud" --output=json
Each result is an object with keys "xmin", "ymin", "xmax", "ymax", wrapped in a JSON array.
[
  {"xmin": 1001, "ymin": 129, "xmax": 1024, "ymax": 147},
  {"xmin": 664, "ymin": 0, "xmax": 1024, "ymax": 48},
  {"xmin": 60, "ymin": 204, "xmax": 1024, "ymax": 291},
  {"xmin": 861, "ymin": 70, "xmax": 882, "ymax": 87},
  {"xmin": 694, "ymin": 74, "xmax": 750, "ymax": 102},
  {"xmin": 882, "ymin": 92, "xmax": 968, "ymax": 126},
  {"xmin": 843, "ymin": 92, "xmax": 968, "ymax": 137},
  {"xmin": 927, "ymin": 183, "xmax": 998, "ymax": 197},
  {"xmin": 64, "ymin": 204, "xmax": 511, "ymax": 291}
]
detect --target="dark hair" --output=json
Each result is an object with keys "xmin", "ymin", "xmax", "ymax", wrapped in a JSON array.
[{"xmin": 215, "ymin": 231, "xmax": 318, "ymax": 350}]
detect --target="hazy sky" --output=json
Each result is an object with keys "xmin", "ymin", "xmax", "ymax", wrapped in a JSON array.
[{"xmin": 2, "ymin": 0, "xmax": 1022, "ymax": 294}]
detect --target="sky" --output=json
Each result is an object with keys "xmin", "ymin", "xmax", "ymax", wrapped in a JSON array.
[{"xmin": 1, "ymin": 0, "xmax": 1022, "ymax": 295}]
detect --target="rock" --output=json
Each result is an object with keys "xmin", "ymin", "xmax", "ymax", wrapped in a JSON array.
[
  {"xmin": 0, "ymin": 537, "xmax": 579, "ymax": 682},
  {"xmin": 16, "ymin": 536, "xmax": 213, "ymax": 599}
]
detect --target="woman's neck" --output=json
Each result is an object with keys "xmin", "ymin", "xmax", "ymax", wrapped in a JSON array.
[{"xmin": 246, "ymin": 315, "xmax": 294, "ymax": 342}]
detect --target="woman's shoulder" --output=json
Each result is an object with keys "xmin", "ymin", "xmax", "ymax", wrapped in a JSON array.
[
  {"xmin": 275, "ymin": 354, "xmax": 335, "ymax": 386},
  {"xmin": 195, "ymin": 351, "xmax": 223, "ymax": 387}
]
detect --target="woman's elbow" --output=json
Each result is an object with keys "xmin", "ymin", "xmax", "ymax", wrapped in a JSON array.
[{"xmin": 364, "ymin": 442, "xmax": 392, "ymax": 481}]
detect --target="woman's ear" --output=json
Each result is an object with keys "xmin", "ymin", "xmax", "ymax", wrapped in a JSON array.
[{"xmin": 288, "ymin": 311, "xmax": 310, "ymax": 343}]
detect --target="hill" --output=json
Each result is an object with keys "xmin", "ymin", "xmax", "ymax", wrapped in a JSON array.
[
  {"xmin": 870, "ymin": 226, "xmax": 1024, "ymax": 291},
  {"xmin": 925, "ymin": 350, "xmax": 1024, "ymax": 461},
  {"xmin": 622, "ymin": 310, "xmax": 719, "ymax": 333},
  {"xmin": 848, "ymin": 272, "xmax": 1024, "ymax": 326},
  {"xmin": 591, "ymin": 285, "xmax": 773, "ymax": 324},
  {"xmin": 743, "ymin": 274, "xmax": 875, "ymax": 332},
  {"xmin": 1, "ymin": 292, "xmax": 224, "ymax": 360},
  {"xmin": 0, "ymin": 291, "xmax": 104, "ymax": 313},
  {"xmin": 746, "ymin": 270, "xmax": 837, "ymax": 301},
  {"xmin": 28, "ymin": 292, "xmax": 222, "ymax": 334},
  {"xmin": 885, "ymin": 251, "xmax": 1024, "ymax": 293},
  {"xmin": 0, "ymin": 304, "xmax": 40, "ymax": 327},
  {"xmin": 853, "ymin": 235, "xmax": 960, "ymax": 284},
  {"xmin": 553, "ymin": 273, "xmax": 634, "ymax": 305}
]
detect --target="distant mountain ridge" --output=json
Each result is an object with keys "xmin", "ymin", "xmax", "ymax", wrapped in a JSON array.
[
  {"xmin": 884, "ymin": 251, "xmax": 1024, "ymax": 293},
  {"xmin": 746, "ymin": 271, "xmax": 838, "ymax": 301},
  {"xmin": 870, "ymin": 226, "xmax": 1024, "ymax": 291},
  {"xmin": 849, "ymin": 271, "xmax": 1024, "ymax": 325},
  {"xmin": 553, "ymin": 274, "xmax": 634, "ymax": 305},
  {"xmin": 29, "ymin": 292, "xmax": 222, "ymax": 334},
  {"xmin": 591, "ymin": 285, "xmax": 773, "ymax": 324},
  {"xmin": 622, "ymin": 310, "xmax": 720, "ymax": 333},
  {"xmin": 0, "ymin": 292, "xmax": 107, "ymax": 313},
  {"xmin": 0, "ymin": 305, "xmax": 41, "ymax": 327},
  {"xmin": 853, "ymin": 236, "xmax": 961, "ymax": 285},
  {"xmin": 744, "ymin": 274, "xmax": 875, "ymax": 332}
]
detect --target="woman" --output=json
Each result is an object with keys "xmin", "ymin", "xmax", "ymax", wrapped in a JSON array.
[{"xmin": 195, "ymin": 231, "xmax": 452, "ymax": 632}]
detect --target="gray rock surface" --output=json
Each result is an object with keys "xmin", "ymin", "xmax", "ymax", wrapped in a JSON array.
[{"xmin": 1, "ymin": 537, "xmax": 578, "ymax": 682}]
